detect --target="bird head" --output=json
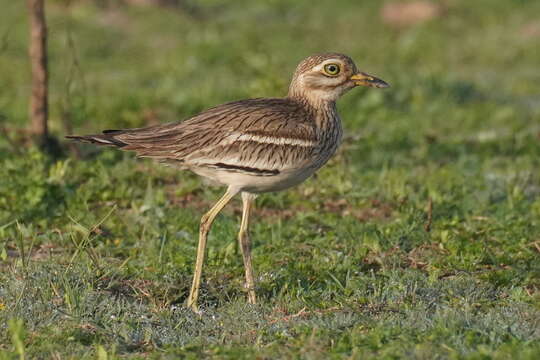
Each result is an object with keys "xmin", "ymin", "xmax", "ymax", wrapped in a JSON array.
[{"xmin": 288, "ymin": 53, "xmax": 389, "ymax": 103}]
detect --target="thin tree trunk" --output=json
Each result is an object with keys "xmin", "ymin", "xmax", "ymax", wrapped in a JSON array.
[{"xmin": 28, "ymin": 0, "xmax": 48, "ymax": 142}]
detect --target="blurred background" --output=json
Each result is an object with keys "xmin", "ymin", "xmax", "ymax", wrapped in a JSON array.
[
  {"xmin": 1, "ymin": 1, "xmax": 539, "ymax": 357},
  {"xmin": 2, "ymin": 0, "xmax": 540, "ymax": 258},
  {"xmin": 1, "ymin": 0, "xmax": 539, "ymax": 252}
]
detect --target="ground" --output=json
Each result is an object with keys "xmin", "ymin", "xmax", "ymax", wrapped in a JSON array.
[{"xmin": 0, "ymin": 0, "xmax": 539, "ymax": 358}]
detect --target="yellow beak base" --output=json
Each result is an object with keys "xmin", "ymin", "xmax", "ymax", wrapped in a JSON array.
[{"xmin": 350, "ymin": 73, "xmax": 390, "ymax": 88}]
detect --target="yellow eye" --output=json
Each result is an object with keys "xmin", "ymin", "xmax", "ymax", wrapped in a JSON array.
[{"xmin": 323, "ymin": 63, "xmax": 341, "ymax": 76}]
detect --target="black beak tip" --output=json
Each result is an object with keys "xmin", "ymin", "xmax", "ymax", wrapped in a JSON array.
[{"xmin": 376, "ymin": 80, "xmax": 390, "ymax": 88}]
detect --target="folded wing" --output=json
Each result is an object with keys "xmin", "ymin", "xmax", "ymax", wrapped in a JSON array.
[{"xmin": 68, "ymin": 98, "xmax": 319, "ymax": 172}]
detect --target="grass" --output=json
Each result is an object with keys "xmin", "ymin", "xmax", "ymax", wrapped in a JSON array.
[{"xmin": 1, "ymin": 0, "xmax": 540, "ymax": 358}]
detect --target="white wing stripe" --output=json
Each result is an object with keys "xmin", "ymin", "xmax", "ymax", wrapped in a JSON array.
[{"xmin": 234, "ymin": 134, "xmax": 316, "ymax": 147}]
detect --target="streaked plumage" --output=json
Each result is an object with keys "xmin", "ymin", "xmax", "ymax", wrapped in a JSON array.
[{"xmin": 67, "ymin": 53, "xmax": 389, "ymax": 311}]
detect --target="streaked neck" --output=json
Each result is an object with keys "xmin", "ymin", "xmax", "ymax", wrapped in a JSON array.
[{"xmin": 288, "ymin": 93, "xmax": 339, "ymax": 130}]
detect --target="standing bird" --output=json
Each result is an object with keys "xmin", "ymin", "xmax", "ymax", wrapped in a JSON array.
[{"xmin": 67, "ymin": 53, "xmax": 389, "ymax": 312}]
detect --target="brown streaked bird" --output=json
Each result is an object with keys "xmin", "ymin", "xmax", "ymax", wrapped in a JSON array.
[{"xmin": 67, "ymin": 53, "xmax": 389, "ymax": 312}]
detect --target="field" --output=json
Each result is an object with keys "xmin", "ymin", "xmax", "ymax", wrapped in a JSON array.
[{"xmin": 1, "ymin": 0, "xmax": 540, "ymax": 358}]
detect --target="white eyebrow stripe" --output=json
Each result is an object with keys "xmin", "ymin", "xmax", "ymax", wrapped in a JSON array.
[
  {"xmin": 235, "ymin": 134, "xmax": 317, "ymax": 147},
  {"xmin": 312, "ymin": 59, "xmax": 343, "ymax": 72}
]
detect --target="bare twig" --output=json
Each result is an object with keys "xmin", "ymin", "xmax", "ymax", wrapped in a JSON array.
[
  {"xmin": 424, "ymin": 197, "xmax": 433, "ymax": 232},
  {"xmin": 27, "ymin": 0, "xmax": 49, "ymax": 142}
]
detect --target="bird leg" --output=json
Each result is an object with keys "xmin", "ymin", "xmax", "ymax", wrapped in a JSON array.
[
  {"xmin": 187, "ymin": 187, "xmax": 238, "ymax": 312},
  {"xmin": 239, "ymin": 192, "xmax": 257, "ymax": 304}
]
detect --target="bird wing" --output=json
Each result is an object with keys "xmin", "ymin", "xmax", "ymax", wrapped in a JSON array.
[{"xmin": 73, "ymin": 98, "xmax": 319, "ymax": 172}]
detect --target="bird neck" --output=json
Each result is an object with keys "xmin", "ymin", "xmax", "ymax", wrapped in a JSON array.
[{"xmin": 287, "ymin": 93, "xmax": 339, "ymax": 131}]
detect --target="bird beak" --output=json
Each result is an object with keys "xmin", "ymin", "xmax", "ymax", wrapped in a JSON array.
[{"xmin": 350, "ymin": 72, "xmax": 390, "ymax": 88}]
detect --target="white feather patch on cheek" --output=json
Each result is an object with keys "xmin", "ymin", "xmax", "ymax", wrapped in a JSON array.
[{"xmin": 304, "ymin": 73, "xmax": 343, "ymax": 88}]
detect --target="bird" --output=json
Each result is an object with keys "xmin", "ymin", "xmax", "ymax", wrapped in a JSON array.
[{"xmin": 67, "ymin": 53, "xmax": 389, "ymax": 312}]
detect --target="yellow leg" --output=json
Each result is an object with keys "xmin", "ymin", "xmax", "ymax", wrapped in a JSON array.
[
  {"xmin": 239, "ymin": 192, "xmax": 257, "ymax": 304},
  {"xmin": 187, "ymin": 187, "xmax": 238, "ymax": 312}
]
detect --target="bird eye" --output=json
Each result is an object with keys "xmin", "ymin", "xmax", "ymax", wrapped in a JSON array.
[{"xmin": 323, "ymin": 63, "xmax": 341, "ymax": 76}]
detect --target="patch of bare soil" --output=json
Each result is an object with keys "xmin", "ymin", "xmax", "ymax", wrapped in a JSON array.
[
  {"xmin": 381, "ymin": 1, "xmax": 445, "ymax": 27},
  {"xmin": 520, "ymin": 21, "xmax": 540, "ymax": 39}
]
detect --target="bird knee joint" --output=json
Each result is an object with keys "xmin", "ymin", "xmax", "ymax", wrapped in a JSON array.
[{"xmin": 200, "ymin": 213, "xmax": 212, "ymax": 228}]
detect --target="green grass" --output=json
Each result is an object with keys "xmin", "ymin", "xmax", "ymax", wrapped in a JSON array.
[{"xmin": 1, "ymin": 0, "xmax": 540, "ymax": 358}]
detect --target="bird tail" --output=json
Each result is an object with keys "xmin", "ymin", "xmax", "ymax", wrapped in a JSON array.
[{"xmin": 66, "ymin": 129, "xmax": 128, "ymax": 148}]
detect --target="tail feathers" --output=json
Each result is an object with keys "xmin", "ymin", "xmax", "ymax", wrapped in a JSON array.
[{"xmin": 66, "ymin": 130, "xmax": 127, "ymax": 147}]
